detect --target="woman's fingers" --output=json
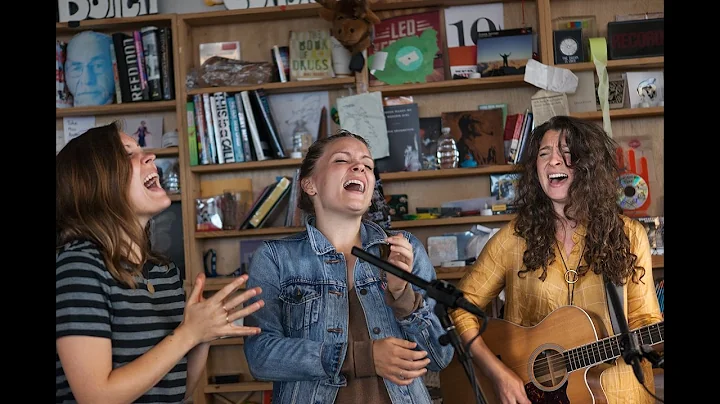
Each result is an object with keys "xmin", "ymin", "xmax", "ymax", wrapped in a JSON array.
[
  {"xmin": 227, "ymin": 299, "xmax": 265, "ymax": 324},
  {"xmin": 223, "ymin": 286, "xmax": 262, "ymax": 311}
]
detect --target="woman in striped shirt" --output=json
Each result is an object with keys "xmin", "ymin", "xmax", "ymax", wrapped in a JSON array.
[{"xmin": 56, "ymin": 122, "xmax": 265, "ymax": 404}]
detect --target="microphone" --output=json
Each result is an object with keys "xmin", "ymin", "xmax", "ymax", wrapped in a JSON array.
[
  {"xmin": 605, "ymin": 281, "xmax": 644, "ymax": 384},
  {"xmin": 350, "ymin": 246, "xmax": 486, "ymax": 319}
]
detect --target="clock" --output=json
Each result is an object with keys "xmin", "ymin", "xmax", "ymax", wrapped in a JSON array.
[{"xmin": 553, "ymin": 28, "xmax": 584, "ymax": 64}]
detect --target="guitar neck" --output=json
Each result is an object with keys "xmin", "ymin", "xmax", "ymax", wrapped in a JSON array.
[{"xmin": 564, "ymin": 321, "xmax": 664, "ymax": 372}]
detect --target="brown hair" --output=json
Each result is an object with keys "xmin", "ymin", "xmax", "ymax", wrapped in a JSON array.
[
  {"xmin": 513, "ymin": 116, "xmax": 642, "ymax": 285},
  {"xmin": 56, "ymin": 121, "xmax": 168, "ymax": 287},
  {"xmin": 298, "ymin": 129, "xmax": 370, "ymax": 215}
]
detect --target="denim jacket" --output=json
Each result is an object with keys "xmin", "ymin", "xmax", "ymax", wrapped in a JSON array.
[{"xmin": 243, "ymin": 218, "xmax": 455, "ymax": 404}]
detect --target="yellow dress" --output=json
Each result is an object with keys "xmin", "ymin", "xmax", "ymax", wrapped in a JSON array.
[{"xmin": 451, "ymin": 216, "xmax": 663, "ymax": 404}]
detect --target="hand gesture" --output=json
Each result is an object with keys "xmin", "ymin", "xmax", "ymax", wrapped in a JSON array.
[
  {"xmin": 384, "ymin": 234, "xmax": 414, "ymax": 296},
  {"xmin": 373, "ymin": 337, "xmax": 430, "ymax": 386},
  {"xmin": 180, "ymin": 273, "xmax": 265, "ymax": 346},
  {"xmin": 490, "ymin": 363, "xmax": 532, "ymax": 404}
]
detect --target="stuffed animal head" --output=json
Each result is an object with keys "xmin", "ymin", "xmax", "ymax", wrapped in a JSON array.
[{"xmin": 316, "ymin": 0, "xmax": 380, "ymax": 54}]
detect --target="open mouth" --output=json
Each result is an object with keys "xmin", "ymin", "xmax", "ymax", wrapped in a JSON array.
[
  {"xmin": 343, "ymin": 179, "xmax": 365, "ymax": 193},
  {"xmin": 548, "ymin": 173, "xmax": 568, "ymax": 183},
  {"xmin": 143, "ymin": 173, "xmax": 162, "ymax": 190}
]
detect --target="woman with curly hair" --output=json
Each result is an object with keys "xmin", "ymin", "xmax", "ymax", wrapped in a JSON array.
[{"xmin": 449, "ymin": 116, "xmax": 663, "ymax": 404}]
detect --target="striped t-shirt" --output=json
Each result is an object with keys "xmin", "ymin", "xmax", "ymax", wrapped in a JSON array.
[{"xmin": 55, "ymin": 239, "xmax": 187, "ymax": 403}]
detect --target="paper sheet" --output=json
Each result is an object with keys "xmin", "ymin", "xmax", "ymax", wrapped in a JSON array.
[
  {"xmin": 63, "ymin": 116, "xmax": 96, "ymax": 145},
  {"xmin": 336, "ymin": 92, "xmax": 389, "ymax": 159},
  {"xmin": 589, "ymin": 37, "xmax": 612, "ymax": 137},
  {"xmin": 531, "ymin": 90, "xmax": 570, "ymax": 127},
  {"xmin": 523, "ymin": 59, "xmax": 579, "ymax": 94}
]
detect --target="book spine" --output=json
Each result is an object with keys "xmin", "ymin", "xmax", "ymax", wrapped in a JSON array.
[
  {"xmin": 240, "ymin": 90, "xmax": 268, "ymax": 161},
  {"xmin": 158, "ymin": 27, "xmax": 175, "ymax": 100},
  {"xmin": 186, "ymin": 101, "xmax": 199, "ymax": 166},
  {"xmin": 109, "ymin": 41, "xmax": 123, "ymax": 104},
  {"xmin": 249, "ymin": 177, "xmax": 291, "ymax": 228},
  {"xmin": 192, "ymin": 95, "xmax": 210, "ymax": 165},
  {"xmin": 140, "ymin": 26, "xmax": 163, "ymax": 101},
  {"xmin": 272, "ymin": 45, "xmax": 287, "ymax": 83},
  {"xmin": 225, "ymin": 94, "xmax": 245, "ymax": 163},
  {"xmin": 202, "ymin": 93, "xmax": 218, "ymax": 164},
  {"xmin": 252, "ymin": 89, "xmax": 286, "ymax": 159},
  {"xmin": 132, "ymin": 30, "xmax": 148, "ymax": 92},
  {"xmin": 111, "ymin": 33, "xmax": 132, "ymax": 102},
  {"xmin": 121, "ymin": 34, "xmax": 148, "ymax": 102},
  {"xmin": 234, "ymin": 93, "xmax": 254, "ymax": 162},
  {"xmin": 212, "ymin": 92, "xmax": 235, "ymax": 164}
]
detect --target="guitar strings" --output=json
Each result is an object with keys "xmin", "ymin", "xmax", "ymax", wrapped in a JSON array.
[{"xmin": 525, "ymin": 323, "xmax": 665, "ymax": 377}]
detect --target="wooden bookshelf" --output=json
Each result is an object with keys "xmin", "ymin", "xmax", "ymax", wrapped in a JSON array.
[
  {"xmin": 190, "ymin": 158, "xmax": 303, "ymax": 174},
  {"xmin": 380, "ymin": 165, "xmax": 518, "ymax": 182},
  {"xmin": 55, "ymin": 100, "xmax": 176, "ymax": 118},
  {"xmin": 148, "ymin": 147, "xmax": 179, "ymax": 157},
  {"xmin": 562, "ymin": 56, "xmax": 664, "ymax": 73},
  {"xmin": 167, "ymin": 193, "xmax": 182, "ymax": 202},
  {"xmin": 370, "ymin": 75, "xmax": 533, "ymax": 96},
  {"xmin": 435, "ymin": 255, "xmax": 665, "ymax": 280},
  {"xmin": 186, "ymin": 77, "xmax": 356, "ymax": 96},
  {"xmin": 55, "ymin": 14, "xmax": 175, "ymax": 34},
  {"xmin": 570, "ymin": 107, "xmax": 664, "ymax": 120},
  {"xmin": 204, "ymin": 382, "xmax": 272, "ymax": 394},
  {"xmin": 392, "ymin": 214, "xmax": 516, "ymax": 229},
  {"xmin": 196, "ymin": 226, "xmax": 303, "ymax": 239}
]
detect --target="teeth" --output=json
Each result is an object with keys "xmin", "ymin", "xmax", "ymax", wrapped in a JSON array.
[
  {"xmin": 548, "ymin": 173, "xmax": 567, "ymax": 179},
  {"xmin": 343, "ymin": 179, "xmax": 364, "ymax": 192},
  {"xmin": 144, "ymin": 173, "xmax": 159, "ymax": 187}
]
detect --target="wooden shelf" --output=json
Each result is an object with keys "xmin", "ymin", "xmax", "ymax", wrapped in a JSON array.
[
  {"xmin": 180, "ymin": 0, "xmax": 489, "ymax": 26},
  {"xmin": 190, "ymin": 158, "xmax": 302, "ymax": 174},
  {"xmin": 380, "ymin": 165, "xmax": 518, "ymax": 182},
  {"xmin": 196, "ymin": 226, "xmax": 303, "ymax": 239},
  {"xmin": 392, "ymin": 214, "xmax": 516, "ymax": 229},
  {"xmin": 370, "ymin": 75, "xmax": 532, "ymax": 96},
  {"xmin": 186, "ymin": 77, "xmax": 356, "ymax": 96},
  {"xmin": 167, "ymin": 193, "xmax": 182, "ymax": 202},
  {"xmin": 570, "ymin": 107, "xmax": 664, "ymax": 120},
  {"xmin": 562, "ymin": 57, "xmax": 664, "ymax": 73},
  {"xmin": 210, "ymin": 337, "xmax": 244, "ymax": 346},
  {"xmin": 56, "ymin": 14, "xmax": 174, "ymax": 34},
  {"xmin": 204, "ymin": 381, "xmax": 272, "ymax": 394},
  {"xmin": 436, "ymin": 256, "xmax": 665, "ymax": 280},
  {"xmin": 56, "ymin": 100, "xmax": 176, "ymax": 118},
  {"xmin": 149, "ymin": 147, "xmax": 179, "ymax": 157}
]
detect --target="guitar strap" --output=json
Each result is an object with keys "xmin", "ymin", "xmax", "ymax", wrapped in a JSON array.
[{"xmin": 604, "ymin": 276, "xmax": 624, "ymax": 335}]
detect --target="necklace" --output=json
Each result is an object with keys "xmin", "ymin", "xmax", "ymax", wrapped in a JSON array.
[
  {"xmin": 557, "ymin": 240, "xmax": 585, "ymax": 305},
  {"xmin": 142, "ymin": 262, "xmax": 155, "ymax": 294}
]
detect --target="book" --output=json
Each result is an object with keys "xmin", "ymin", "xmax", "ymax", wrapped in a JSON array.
[
  {"xmin": 441, "ymin": 109, "xmax": 505, "ymax": 166},
  {"xmin": 158, "ymin": 27, "xmax": 175, "ymax": 100},
  {"xmin": 368, "ymin": 10, "xmax": 444, "ymax": 86},
  {"xmin": 444, "ymin": 3, "xmax": 505, "ymax": 78},
  {"xmin": 225, "ymin": 94, "xmax": 246, "ymax": 163},
  {"xmin": 186, "ymin": 102, "xmax": 199, "ymax": 166},
  {"xmin": 233, "ymin": 93, "xmax": 253, "ymax": 162},
  {"xmin": 272, "ymin": 45, "xmax": 289, "ymax": 83},
  {"xmin": 240, "ymin": 90, "xmax": 268, "ymax": 161},
  {"xmin": 211, "ymin": 92, "xmax": 236, "ymax": 164},
  {"xmin": 140, "ymin": 26, "xmax": 163, "ymax": 101},
  {"xmin": 375, "ymin": 103, "xmax": 422, "ymax": 173},
  {"xmin": 192, "ymin": 95, "xmax": 210, "ymax": 165},
  {"xmin": 288, "ymin": 30, "xmax": 334, "ymax": 81},
  {"xmin": 251, "ymin": 89, "xmax": 287, "ymax": 159}
]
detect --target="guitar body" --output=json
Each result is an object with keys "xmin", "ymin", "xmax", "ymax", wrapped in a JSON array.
[{"xmin": 441, "ymin": 306, "xmax": 609, "ymax": 404}]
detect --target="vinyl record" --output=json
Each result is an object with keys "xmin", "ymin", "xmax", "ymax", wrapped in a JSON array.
[{"xmin": 616, "ymin": 173, "xmax": 649, "ymax": 210}]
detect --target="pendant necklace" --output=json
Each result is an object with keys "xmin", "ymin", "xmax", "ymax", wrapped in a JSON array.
[
  {"xmin": 557, "ymin": 240, "xmax": 585, "ymax": 305},
  {"xmin": 142, "ymin": 262, "xmax": 155, "ymax": 294}
]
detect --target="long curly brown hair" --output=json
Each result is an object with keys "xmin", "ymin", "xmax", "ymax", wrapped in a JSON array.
[
  {"xmin": 56, "ymin": 121, "xmax": 169, "ymax": 288},
  {"xmin": 513, "ymin": 116, "xmax": 643, "ymax": 286}
]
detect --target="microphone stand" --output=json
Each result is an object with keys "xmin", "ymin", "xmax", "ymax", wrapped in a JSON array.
[
  {"xmin": 351, "ymin": 247, "xmax": 488, "ymax": 404},
  {"xmin": 605, "ymin": 281, "xmax": 645, "ymax": 385}
]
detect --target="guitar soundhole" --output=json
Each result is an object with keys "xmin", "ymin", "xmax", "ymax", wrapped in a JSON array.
[{"xmin": 531, "ymin": 348, "xmax": 568, "ymax": 389}]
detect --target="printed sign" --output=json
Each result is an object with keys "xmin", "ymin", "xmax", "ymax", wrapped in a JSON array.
[{"xmin": 58, "ymin": 0, "xmax": 158, "ymax": 23}]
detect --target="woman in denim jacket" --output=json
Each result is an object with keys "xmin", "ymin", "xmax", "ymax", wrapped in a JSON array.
[{"xmin": 244, "ymin": 130, "xmax": 454, "ymax": 404}]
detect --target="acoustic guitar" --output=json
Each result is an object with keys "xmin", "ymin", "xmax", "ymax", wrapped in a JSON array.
[{"xmin": 440, "ymin": 305, "xmax": 664, "ymax": 404}]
